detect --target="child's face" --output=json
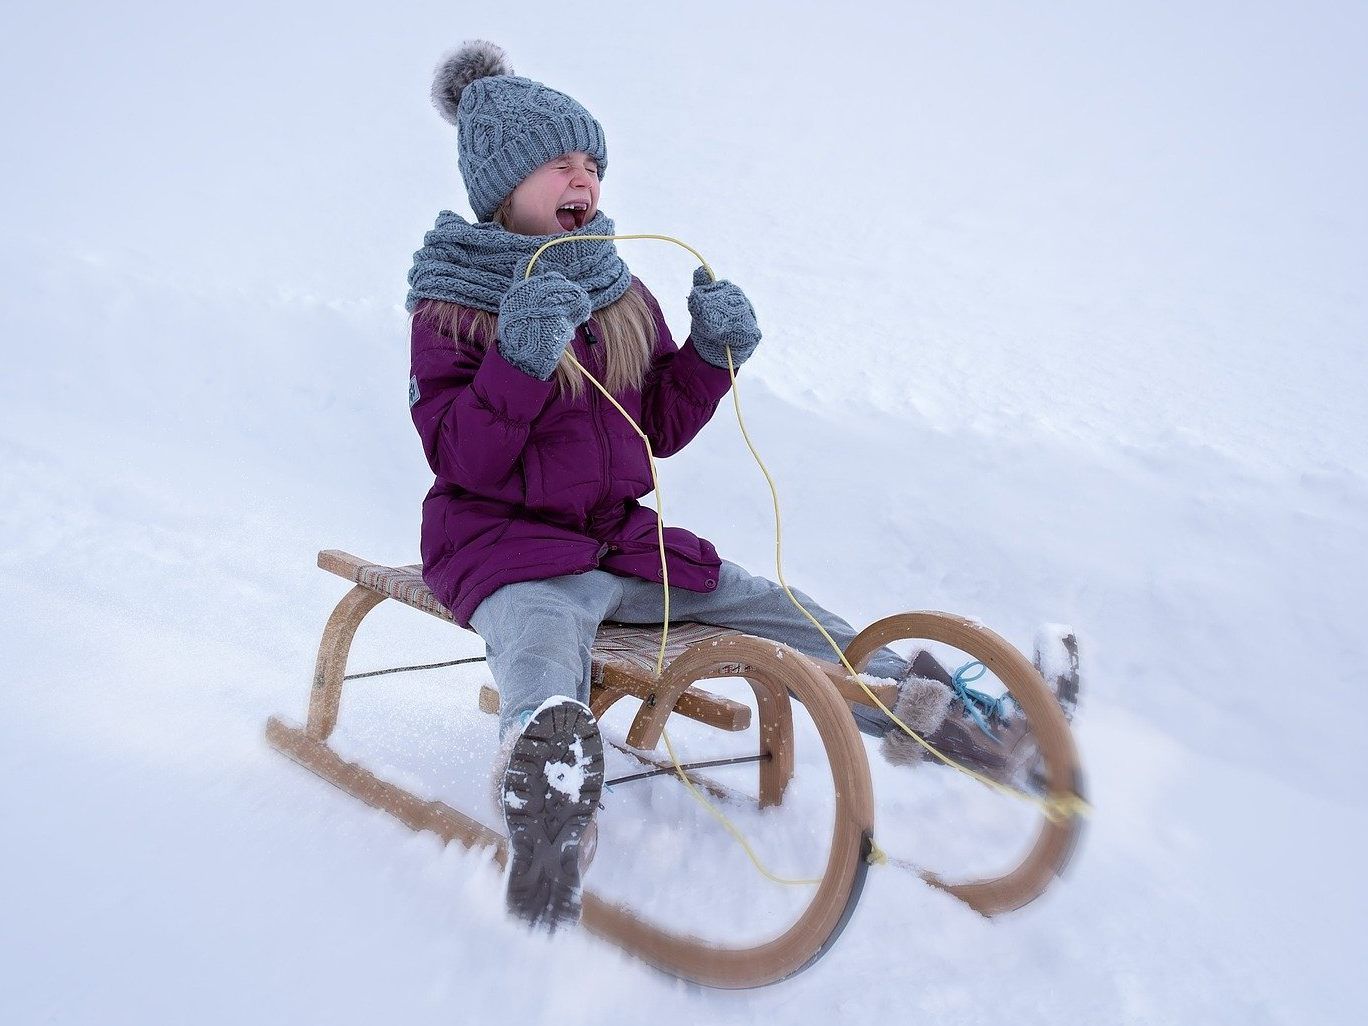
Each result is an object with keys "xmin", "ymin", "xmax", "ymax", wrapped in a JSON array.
[{"xmin": 496, "ymin": 151, "xmax": 600, "ymax": 235}]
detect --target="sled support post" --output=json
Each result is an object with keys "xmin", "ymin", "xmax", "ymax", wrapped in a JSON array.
[
  {"xmin": 307, "ymin": 584, "xmax": 386, "ymax": 741},
  {"xmin": 621, "ymin": 650, "xmax": 796, "ymax": 808}
]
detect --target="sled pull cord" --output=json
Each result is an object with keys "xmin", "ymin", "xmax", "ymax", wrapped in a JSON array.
[
  {"xmin": 526, "ymin": 233, "xmax": 714, "ymax": 668},
  {"xmin": 524, "ymin": 236, "xmax": 1091, "ymax": 834}
]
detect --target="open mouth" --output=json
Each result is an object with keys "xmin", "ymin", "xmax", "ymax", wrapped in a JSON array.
[{"xmin": 556, "ymin": 202, "xmax": 589, "ymax": 231}]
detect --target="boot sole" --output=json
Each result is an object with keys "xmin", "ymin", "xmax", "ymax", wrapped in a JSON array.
[{"xmin": 501, "ymin": 700, "xmax": 605, "ymax": 931}]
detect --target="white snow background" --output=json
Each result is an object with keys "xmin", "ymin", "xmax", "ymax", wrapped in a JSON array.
[{"xmin": 3, "ymin": 1, "xmax": 1366, "ymax": 1023}]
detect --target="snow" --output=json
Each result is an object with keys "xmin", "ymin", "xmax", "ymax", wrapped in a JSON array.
[
  {"xmin": 3, "ymin": 1, "xmax": 1366, "ymax": 1023},
  {"xmin": 545, "ymin": 737, "xmax": 590, "ymax": 804}
]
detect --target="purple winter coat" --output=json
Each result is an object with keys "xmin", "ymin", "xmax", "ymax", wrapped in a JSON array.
[{"xmin": 410, "ymin": 277, "xmax": 736, "ymax": 629}]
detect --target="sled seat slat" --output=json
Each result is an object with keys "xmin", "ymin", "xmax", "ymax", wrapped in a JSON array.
[
  {"xmin": 317, "ymin": 549, "xmax": 752, "ymax": 733},
  {"xmin": 318, "ymin": 549, "xmax": 450, "ymax": 619}
]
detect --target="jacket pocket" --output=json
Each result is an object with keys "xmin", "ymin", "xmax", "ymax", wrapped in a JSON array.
[
  {"xmin": 612, "ymin": 529, "xmax": 714, "ymax": 569},
  {"xmin": 520, "ymin": 433, "xmax": 600, "ymax": 523}
]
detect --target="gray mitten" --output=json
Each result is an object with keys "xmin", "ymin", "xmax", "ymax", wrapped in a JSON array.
[
  {"xmin": 496, "ymin": 271, "xmax": 592, "ymax": 380},
  {"xmin": 686, "ymin": 266, "xmax": 762, "ymax": 369}
]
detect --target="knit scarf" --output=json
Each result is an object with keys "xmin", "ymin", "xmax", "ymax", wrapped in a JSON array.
[{"xmin": 405, "ymin": 208, "xmax": 633, "ymax": 314}]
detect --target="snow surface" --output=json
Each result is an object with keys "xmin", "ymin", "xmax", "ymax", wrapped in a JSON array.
[{"xmin": 3, "ymin": 2, "xmax": 1366, "ymax": 1023}]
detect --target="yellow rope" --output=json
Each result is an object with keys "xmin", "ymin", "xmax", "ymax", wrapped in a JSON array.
[
  {"xmin": 715, "ymin": 343, "xmax": 1092, "ymax": 826},
  {"xmin": 524, "ymin": 233, "xmax": 717, "ymax": 675},
  {"xmin": 526, "ymin": 232, "xmax": 715, "ymax": 287},
  {"xmin": 521, "ymin": 233, "xmax": 1089, "ymax": 887}
]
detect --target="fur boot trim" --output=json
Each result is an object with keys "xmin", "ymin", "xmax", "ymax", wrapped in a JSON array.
[
  {"xmin": 880, "ymin": 675, "xmax": 954, "ymax": 768},
  {"xmin": 489, "ymin": 726, "xmax": 520, "ymax": 814}
]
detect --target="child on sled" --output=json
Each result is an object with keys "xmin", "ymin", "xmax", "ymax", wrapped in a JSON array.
[{"xmin": 405, "ymin": 41, "xmax": 1030, "ymax": 931}]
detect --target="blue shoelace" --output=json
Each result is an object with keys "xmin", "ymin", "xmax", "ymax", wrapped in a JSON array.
[{"xmin": 950, "ymin": 661, "xmax": 1017, "ymax": 739}]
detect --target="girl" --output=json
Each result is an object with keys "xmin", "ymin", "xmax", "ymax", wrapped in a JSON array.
[{"xmin": 405, "ymin": 41, "xmax": 1021, "ymax": 931}]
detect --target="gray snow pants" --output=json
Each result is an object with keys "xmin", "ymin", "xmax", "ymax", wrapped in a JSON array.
[{"xmin": 469, "ymin": 558, "xmax": 910, "ymax": 740}]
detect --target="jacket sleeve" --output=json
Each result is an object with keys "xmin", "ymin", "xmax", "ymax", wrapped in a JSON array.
[
  {"xmin": 636, "ymin": 280, "xmax": 736, "ymax": 459},
  {"xmin": 409, "ymin": 310, "xmax": 556, "ymax": 489}
]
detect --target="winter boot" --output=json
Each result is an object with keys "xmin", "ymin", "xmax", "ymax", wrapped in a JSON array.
[
  {"xmin": 490, "ymin": 720, "xmax": 600, "ymax": 876},
  {"xmin": 922, "ymin": 699, "xmax": 1041, "ymax": 790},
  {"xmin": 876, "ymin": 650, "xmax": 1027, "ymax": 786},
  {"xmin": 886, "ymin": 637, "xmax": 1079, "ymax": 790},
  {"xmin": 497, "ymin": 697, "xmax": 605, "ymax": 931},
  {"xmin": 1033, "ymin": 625, "xmax": 1081, "ymax": 722}
]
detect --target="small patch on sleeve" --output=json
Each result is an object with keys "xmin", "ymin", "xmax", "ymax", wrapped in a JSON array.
[{"xmin": 408, "ymin": 374, "xmax": 421, "ymax": 408}]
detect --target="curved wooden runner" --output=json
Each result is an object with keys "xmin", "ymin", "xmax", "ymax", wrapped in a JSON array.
[
  {"xmin": 843, "ymin": 612, "xmax": 1087, "ymax": 916},
  {"xmin": 582, "ymin": 635, "xmax": 875, "ymax": 987}
]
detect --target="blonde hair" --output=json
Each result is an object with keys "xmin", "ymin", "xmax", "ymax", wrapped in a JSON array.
[{"xmin": 410, "ymin": 201, "xmax": 658, "ymax": 400}]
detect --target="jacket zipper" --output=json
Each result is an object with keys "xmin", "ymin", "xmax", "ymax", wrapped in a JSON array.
[{"xmin": 586, "ymin": 325, "xmax": 612, "ymax": 514}]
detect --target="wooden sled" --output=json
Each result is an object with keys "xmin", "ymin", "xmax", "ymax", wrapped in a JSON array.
[{"xmin": 266, "ymin": 550, "xmax": 1086, "ymax": 989}]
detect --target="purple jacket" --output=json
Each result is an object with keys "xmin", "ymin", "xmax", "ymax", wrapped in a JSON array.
[{"xmin": 410, "ymin": 277, "xmax": 736, "ymax": 629}]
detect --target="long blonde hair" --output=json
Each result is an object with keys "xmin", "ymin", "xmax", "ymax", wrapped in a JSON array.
[{"xmin": 411, "ymin": 204, "xmax": 658, "ymax": 401}]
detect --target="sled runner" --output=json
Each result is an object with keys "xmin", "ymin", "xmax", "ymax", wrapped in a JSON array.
[{"xmin": 265, "ymin": 550, "xmax": 1086, "ymax": 989}]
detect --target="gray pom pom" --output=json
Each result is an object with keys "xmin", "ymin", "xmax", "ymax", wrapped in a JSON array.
[{"xmin": 430, "ymin": 40, "xmax": 513, "ymax": 125}]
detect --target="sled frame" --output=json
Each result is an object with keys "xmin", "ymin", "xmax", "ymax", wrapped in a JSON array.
[
  {"xmin": 265, "ymin": 551, "xmax": 1085, "ymax": 988},
  {"xmin": 268, "ymin": 551, "xmax": 877, "ymax": 988}
]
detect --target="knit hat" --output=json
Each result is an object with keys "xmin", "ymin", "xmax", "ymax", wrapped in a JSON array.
[{"xmin": 429, "ymin": 41, "xmax": 608, "ymax": 223}]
